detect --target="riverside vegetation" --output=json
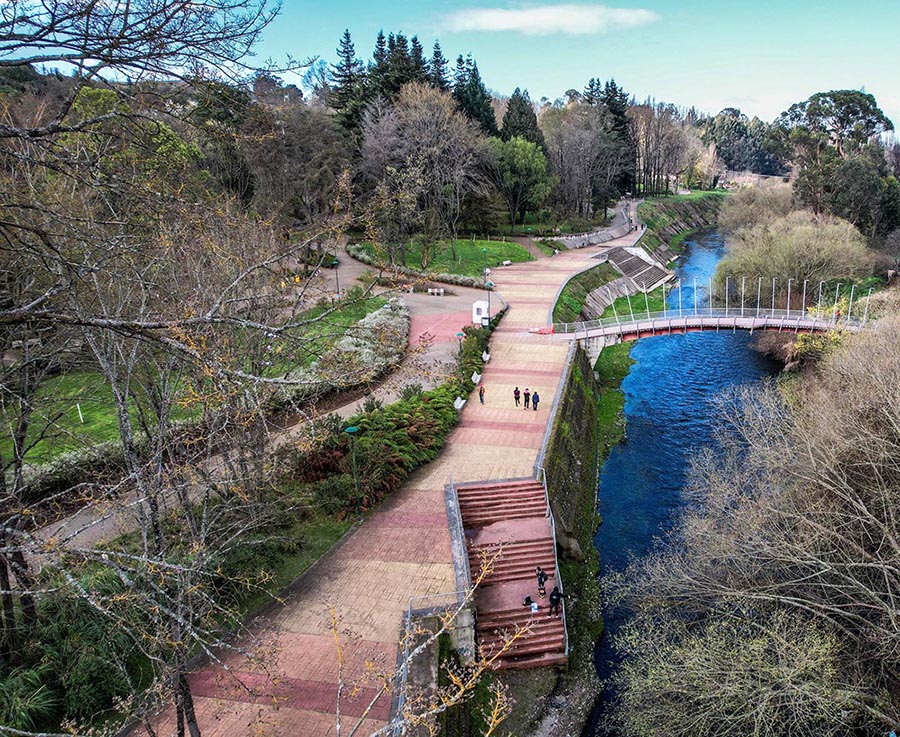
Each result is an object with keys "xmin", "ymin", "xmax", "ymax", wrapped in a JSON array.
[{"xmin": 4, "ymin": 2, "xmax": 900, "ymax": 735}]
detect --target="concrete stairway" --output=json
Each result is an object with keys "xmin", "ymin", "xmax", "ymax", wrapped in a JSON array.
[
  {"xmin": 456, "ymin": 480, "xmax": 547, "ymax": 527},
  {"xmin": 455, "ymin": 479, "xmax": 567, "ymax": 670}
]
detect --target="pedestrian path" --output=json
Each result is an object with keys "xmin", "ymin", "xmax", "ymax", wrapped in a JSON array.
[{"xmin": 153, "ymin": 231, "xmax": 642, "ymax": 736}]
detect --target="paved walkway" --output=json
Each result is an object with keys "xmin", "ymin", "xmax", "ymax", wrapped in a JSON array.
[{"xmin": 149, "ymin": 232, "xmax": 643, "ymax": 736}]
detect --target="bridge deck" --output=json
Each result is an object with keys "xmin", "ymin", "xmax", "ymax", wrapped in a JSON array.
[{"xmin": 552, "ymin": 309, "xmax": 865, "ymax": 341}]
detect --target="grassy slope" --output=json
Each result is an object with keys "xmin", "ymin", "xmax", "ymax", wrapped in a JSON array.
[
  {"xmin": 357, "ymin": 239, "xmax": 533, "ymax": 277},
  {"xmin": 552, "ymin": 263, "xmax": 620, "ymax": 323},
  {"xmin": 595, "ymin": 342, "xmax": 634, "ymax": 455}
]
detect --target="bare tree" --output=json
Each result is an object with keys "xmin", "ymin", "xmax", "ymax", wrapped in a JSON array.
[{"xmin": 359, "ymin": 83, "xmax": 489, "ymax": 265}]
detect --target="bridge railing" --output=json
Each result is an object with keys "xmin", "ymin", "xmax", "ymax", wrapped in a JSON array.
[{"xmin": 553, "ymin": 307, "xmax": 867, "ymax": 336}]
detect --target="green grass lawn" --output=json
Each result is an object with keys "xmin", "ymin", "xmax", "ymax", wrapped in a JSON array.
[
  {"xmin": 534, "ymin": 239, "xmax": 568, "ymax": 257},
  {"xmin": 2, "ymin": 297, "xmax": 390, "ymax": 466},
  {"xmin": 358, "ymin": 239, "xmax": 533, "ymax": 277},
  {"xmin": 553, "ymin": 263, "xmax": 620, "ymax": 323},
  {"xmin": 279, "ymin": 294, "xmax": 386, "ymax": 370},
  {"xmin": 0, "ymin": 370, "xmax": 127, "ymax": 464}
]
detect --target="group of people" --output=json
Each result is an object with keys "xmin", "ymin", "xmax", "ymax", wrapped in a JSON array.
[
  {"xmin": 523, "ymin": 566, "xmax": 562, "ymax": 617},
  {"xmin": 477, "ymin": 385, "xmax": 541, "ymax": 411},
  {"xmin": 513, "ymin": 386, "xmax": 540, "ymax": 411}
]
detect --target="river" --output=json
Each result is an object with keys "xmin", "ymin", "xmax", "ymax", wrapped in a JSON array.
[{"xmin": 586, "ymin": 228, "xmax": 782, "ymax": 734}]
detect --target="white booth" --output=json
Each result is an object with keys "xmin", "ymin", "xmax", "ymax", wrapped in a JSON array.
[{"xmin": 472, "ymin": 300, "xmax": 490, "ymax": 326}]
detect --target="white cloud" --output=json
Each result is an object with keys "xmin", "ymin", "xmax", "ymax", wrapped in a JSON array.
[{"xmin": 444, "ymin": 4, "xmax": 660, "ymax": 36}]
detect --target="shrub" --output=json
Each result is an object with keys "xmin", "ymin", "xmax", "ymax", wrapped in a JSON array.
[{"xmin": 398, "ymin": 383, "xmax": 424, "ymax": 401}]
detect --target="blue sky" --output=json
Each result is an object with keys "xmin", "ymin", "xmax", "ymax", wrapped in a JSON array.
[{"xmin": 258, "ymin": 0, "xmax": 900, "ymax": 126}]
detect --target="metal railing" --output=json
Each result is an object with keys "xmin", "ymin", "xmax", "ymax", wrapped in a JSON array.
[
  {"xmin": 553, "ymin": 307, "xmax": 868, "ymax": 338},
  {"xmin": 536, "ymin": 465, "xmax": 569, "ymax": 657}
]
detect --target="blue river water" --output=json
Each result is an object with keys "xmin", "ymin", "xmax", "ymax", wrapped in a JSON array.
[{"xmin": 585, "ymin": 229, "xmax": 781, "ymax": 734}]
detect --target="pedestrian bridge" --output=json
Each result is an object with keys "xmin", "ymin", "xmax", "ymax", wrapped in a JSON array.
[{"xmin": 550, "ymin": 308, "xmax": 867, "ymax": 343}]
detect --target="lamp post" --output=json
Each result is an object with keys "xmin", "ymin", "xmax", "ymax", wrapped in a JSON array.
[
  {"xmin": 456, "ymin": 331, "xmax": 464, "ymax": 375},
  {"xmin": 344, "ymin": 425, "xmax": 360, "ymax": 523}
]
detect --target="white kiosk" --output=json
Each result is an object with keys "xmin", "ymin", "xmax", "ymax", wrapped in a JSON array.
[{"xmin": 472, "ymin": 300, "xmax": 490, "ymax": 326}]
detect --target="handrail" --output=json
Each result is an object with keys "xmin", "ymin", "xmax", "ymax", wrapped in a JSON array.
[
  {"xmin": 536, "ymin": 465, "xmax": 569, "ymax": 657},
  {"xmin": 552, "ymin": 307, "xmax": 867, "ymax": 337}
]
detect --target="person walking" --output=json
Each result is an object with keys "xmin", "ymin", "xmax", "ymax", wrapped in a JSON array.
[
  {"xmin": 536, "ymin": 566, "xmax": 548, "ymax": 598},
  {"xmin": 548, "ymin": 586, "xmax": 562, "ymax": 617},
  {"xmin": 532, "ymin": 391, "xmax": 540, "ymax": 411},
  {"xmin": 523, "ymin": 388, "xmax": 531, "ymax": 410},
  {"xmin": 513, "ymin": 386, "xmax": 520, "ymax": 407},
  {"xmin": 478, "ymin": 384, "xmax": 485, "ymax": 404}
]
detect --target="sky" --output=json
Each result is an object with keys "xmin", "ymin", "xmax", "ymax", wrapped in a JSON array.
[{"xmin": 256, "ymin": 0, "xmax": 900, "ymax": 126}]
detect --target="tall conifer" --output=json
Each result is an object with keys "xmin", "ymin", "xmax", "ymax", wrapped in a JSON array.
[
  {"xmin": 329, "ymin": 29, "xmax": 366, "ymax": 129},
  {"xmin": 501, "ymin": 87, "xmax": 545, "ymax": 149},
  {"xmin": 428, "ymin": 41, "xmax": 449, "ymax": 90}
]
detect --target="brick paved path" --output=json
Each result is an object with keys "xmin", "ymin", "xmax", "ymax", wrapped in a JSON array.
[{"xmin": 152, "ymin": 234, "xmax": 640, "ymax": 737}]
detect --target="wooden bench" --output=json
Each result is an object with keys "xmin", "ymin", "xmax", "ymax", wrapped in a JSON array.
[{"xmin": 427, "ymin": 287, "xmax": 445, "ymax": 296}]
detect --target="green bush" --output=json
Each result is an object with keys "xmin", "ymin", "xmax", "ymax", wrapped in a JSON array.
[
  {"xmin": 310, "ymin": 474, "xmax": 358, "ymax": 516},
  {"xmin": 62, "ymin": 654, "xmax": 129, "ymax": 721},
  {"xmin": 0, "ymin": 666, "xmax": 56, "ymax": 731},
  {"xmin": 278, "ymin": 309, "xmax": 505, "ymax": 518}
]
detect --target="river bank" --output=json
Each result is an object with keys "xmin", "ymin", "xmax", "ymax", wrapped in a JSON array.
[{"xmin": 585, "ymin": 228, "xmax": 782, "ymax": 735}]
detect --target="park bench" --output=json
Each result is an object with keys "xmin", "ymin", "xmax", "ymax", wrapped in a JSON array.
[{"xmin": 427, "ymin": 287, "xmax": 445, "ymax": 296}]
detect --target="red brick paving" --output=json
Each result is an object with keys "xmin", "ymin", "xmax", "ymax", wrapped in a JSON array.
[{"xmin": 147, "ymin": 231, "xmax": 645, "ymax": 736}]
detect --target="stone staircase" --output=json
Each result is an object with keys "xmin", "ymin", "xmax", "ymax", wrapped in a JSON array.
[
  {"xmin": 606, "ymin": 246, "xmax": 671, "ymax": 291},
  {"xmin": 455, "ymin": 479, "xmax": 568, "ymax": 670}
]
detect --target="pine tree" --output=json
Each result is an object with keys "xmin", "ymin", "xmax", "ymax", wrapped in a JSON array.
[
  {"xmin": 410, "ymin": 36, "xmax": 427, "ymax": 82},
  {"xmin": 387, "ymin": 32, "xmax": 414, "ymax": 94},
  {"xmin": 600, "ymin": 79, "xmax": 635, "ymax": 193},
  {"xmin": 583, "ymin": 77, "xmax": 603, "ymax": 105},
  {"xmin": 501, "ymin": 87, "xmax": 545, "ymax": 149},
  {"xmin": 428, "ymin": 41, "xmax": 449, "ymax": 90},
  {"xmin": 463, "ymin": 60, "xmax": 498, "ymax": 136},
  {"xmin": 452, "ymin": 54, "xmax": 468, "ymax": 100},
  {"xmin": 369, "ymin": 30, "xmax": 389, "ymax": 98},
  {"xmin": 329, "ymin": 29, "xmax": 366, "ymax": 129}
]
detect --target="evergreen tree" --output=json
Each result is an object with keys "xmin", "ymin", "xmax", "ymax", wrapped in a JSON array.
[
  {"xmin": 329, "ymin": 29, "xmax": 366, "ymax": 129},
  {"xmin": 501, "ymin": 87, "xmax": 545, "ymax": 149},
  {"xmin": 428, "ymin": 41, "xmax": 449, "ymax": 90},
  {"xmin": 583, "ymin": 77, "xmax": 603, "ymax": 105},
  {"xmin": 601, "ymin": 79, "xmax": 630, "ymax": 135},
  {"xmin": 387, "ymin": 32, "xmax": 414, "ymax": 94},
  {"xmin": 453, "ymin": 56, "xmax": 497, "ymax": 136},
  {"xmin": 369, "ymin": 30, "xmax": 389, "ymax": 98},
  {"xmin": 452, "ymin": 54, "xmax": 468, "ymax": 98},
  {"xmin": 600, "ymin": 78, "xmax": 635, "ymax": 193},
  {"xmin": 410, "ymin": 36, "xmax": 427, "ymax": 82}
]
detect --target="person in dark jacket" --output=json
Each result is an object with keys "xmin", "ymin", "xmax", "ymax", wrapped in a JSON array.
[
  {"xmin": 523, "ymin": 388, "xmax": 531, "ymax": 409},
  {"xmin": 548, "ymin": 586, "xmax": 562, "ymax": 617},
  {"xmin": 531, "ymin": 391, "xmax": 540, "ymax": 411},
  {"xmin": 478, "ymin": 384, "xmax": 485, "ymax": 404},
  {"xmin": 513, "ymin": 386, "xmax": 520, "ymax": 406},
  {"xmin": 536, "ymin": 566, "xmax": 548, "ymax": 598}
]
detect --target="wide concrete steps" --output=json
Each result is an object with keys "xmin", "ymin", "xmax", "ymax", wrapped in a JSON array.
[
  {"xmin": 468, "ymin": 539, "xmax": 556, "ymax": 586},
  {"xmin": 457, "ymin": 480, "xmax": 547, "ymax": 528},
  {"xmin": 478, "ymin": 606, "xmax": 566, "ymax": 669},
  {"xmin": 455, "ymin": 478, "xmax": 567, "ymax": 670}
]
